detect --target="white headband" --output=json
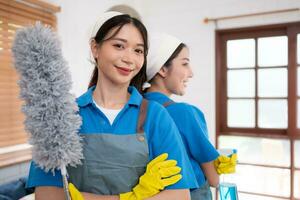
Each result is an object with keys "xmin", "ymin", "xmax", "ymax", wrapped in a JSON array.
[
  {"xmin": 146, "ymin": 32, "xmax": 182, "ymax": 81},
  {"xmin": 90, "ymin": 11, "xmax": 124, "ymax": 38}
]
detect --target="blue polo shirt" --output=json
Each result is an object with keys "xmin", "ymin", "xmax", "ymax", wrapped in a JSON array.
[
  {"xmin": 144, "ymin": 92, "xmax": 219, "ymax": 187},
  {"xmin": 26, "ymin": 86, "xmax": 198, "ymax": 190}
]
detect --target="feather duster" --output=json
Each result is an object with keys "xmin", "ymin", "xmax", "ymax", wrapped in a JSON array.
[{"xmin": 12, "ymin": 22, "xmax": 83, "ymax": 199}]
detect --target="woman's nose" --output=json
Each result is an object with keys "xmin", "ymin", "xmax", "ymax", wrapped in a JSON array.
[
  {"xmin": 189, "ymin": 67, "xmax": 194, "ymax": 78},
  {"xmin": 121, "ymin": 49, "xmax": 134, "ymax": 64}
]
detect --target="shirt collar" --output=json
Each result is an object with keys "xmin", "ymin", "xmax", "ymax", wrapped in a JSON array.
[
  {"xmin": 143, "ymin": 92, "xmax": 172, "ymax": 105},
  {"xmin": 77, "ymin": 86, "xmax": 142, "ymax": 107},
  {"xmin": 127, "ymin": 86, "xmax": 143, "ymax": 106}
]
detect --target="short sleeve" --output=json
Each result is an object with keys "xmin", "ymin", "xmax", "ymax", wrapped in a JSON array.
[
  {"xmin": 167, "ymin": 103, "xmax": 219, "ymax": 164},
  {"xmin": 145, "ymin": 102, "xmax": 198, "ymax": 190},
  {"xmin": 26, "ymin": 161, "xmax": 63, "ymax": 188}
]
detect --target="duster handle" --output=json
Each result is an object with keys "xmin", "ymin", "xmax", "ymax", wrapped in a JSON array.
[{"xmin": 61, "ymin": 165, "xmax": 71, "ymax": 200}]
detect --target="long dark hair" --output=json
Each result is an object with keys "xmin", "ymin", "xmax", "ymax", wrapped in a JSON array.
[{"xmin": 88, "ymin": 14, "xmax": 148, "ymax": 93}]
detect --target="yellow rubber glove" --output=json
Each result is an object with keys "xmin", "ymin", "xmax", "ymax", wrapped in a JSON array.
[
  {"xmin": 69, "ymin": 183, "xmax": 84, "ymax": 200},
  {"xmin": 120, "ymin": 153, "xmax": 182, "ymax": 200},
  {"xmin": 214, "ymin": 153, "xmax": 237, "ymax": 174},
  {"xmin": 68, "ymin": 153, "xmax": 181, "ymax": 200}
]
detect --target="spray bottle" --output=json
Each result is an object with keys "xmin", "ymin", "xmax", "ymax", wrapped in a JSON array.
[{"xmin": 218, "ymin": 149, "xmax": 239, "ymax": 200}]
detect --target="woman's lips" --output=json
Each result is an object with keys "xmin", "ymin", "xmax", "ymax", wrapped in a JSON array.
[
  {"xmin": 115, "ymin": 66, "xmax": 132, "ymax": 76},
  {"xmin": 183, "ymin": 80, "xmax": 188, "ymax": 87}
]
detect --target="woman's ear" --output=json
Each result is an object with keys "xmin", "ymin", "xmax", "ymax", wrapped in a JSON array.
[
  {"xmin": 157, "ymin": 66, "xmax": 168, "ymax": 78},
  {"xmin": 90, "ymin": 39, "xmax": 98, "ymax": 60}
]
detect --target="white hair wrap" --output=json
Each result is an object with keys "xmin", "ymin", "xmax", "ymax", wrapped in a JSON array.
[
  {"xmin": 90, "ymin": 11, "xmax": 124, "ymax": 38},
  {"xmin": 88, "ymin": 11, "xmax": 124, "ymax": 63},
  {"xmin": 146, "ymin": 33, "xmax": 182, "ymax": 81}
]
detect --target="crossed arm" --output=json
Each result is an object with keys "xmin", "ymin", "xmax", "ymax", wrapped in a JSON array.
[{"xmin": 35, "ymin": 187, "xmax": 190, "ymax": 200}]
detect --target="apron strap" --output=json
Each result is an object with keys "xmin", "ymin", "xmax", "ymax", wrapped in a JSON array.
[
  {"xmin": 163, "ymin": 100, "xmax": 175, "ymax": 107},
  {"xmin": 137, "ymin": 99, "xmax": 148, "ymax": 134}
]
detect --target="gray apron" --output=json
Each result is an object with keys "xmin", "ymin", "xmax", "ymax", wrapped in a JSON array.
[
  {"xmin": 67, "ymin": 99, "xmax": 149, "ymax": 195},
  {"xmin": 190, "ymin": 181, "xmax": 212, "ymax": 200}
]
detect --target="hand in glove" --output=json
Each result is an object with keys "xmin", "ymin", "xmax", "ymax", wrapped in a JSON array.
[
  {"xmin": 69, "ymin": 183, "xmax": 84, "ymax": 200},
  {"xmin": 68, "ymin": 153, "xmax": 181, "ymax": 200},
  {"xmin": 214, "ymin": 153, "xmax": 237, "ymax": 174},
  {"xmin": 120, "ymin": 153, "xmax": 182, "ymax": 200}
]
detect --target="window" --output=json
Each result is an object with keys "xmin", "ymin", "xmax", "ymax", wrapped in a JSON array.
[
  {"xmin": 216, "ymin": 22, "xmax": 300, "ymax": 200},
  {"xmin": 0, "ymin": 0, "xmax": 59, "ymax": 167}
]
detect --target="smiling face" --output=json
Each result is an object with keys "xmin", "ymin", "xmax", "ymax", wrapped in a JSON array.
[
  {"xmin": 91, "ymin": 23, "xmax": 145, "ymax": 87},
  {"xmin": 163, "ymin": 47, "xmax": 193, "ymax": 96}
]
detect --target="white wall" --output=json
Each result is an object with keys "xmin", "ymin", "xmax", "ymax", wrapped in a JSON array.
[{"xmin": 49, "ymin": 0, "xmax": 300, "ymax": 145}]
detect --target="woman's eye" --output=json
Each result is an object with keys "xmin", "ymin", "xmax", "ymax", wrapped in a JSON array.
[
  {"xmin": 135, "ymin": 49, "xmax": 144, "ymax": 54},
  {"xmin": 183, "ymin": 63, "xmax": 189, "ymax": 66},
  {"xmin": 113, "ymin": 44, "xmax": 124, "ymax": 49}
]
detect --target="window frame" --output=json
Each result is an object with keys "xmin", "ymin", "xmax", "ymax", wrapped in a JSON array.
[{"xmin": 216, "ymin": 22, "xmax": 300, "ymax": 200}]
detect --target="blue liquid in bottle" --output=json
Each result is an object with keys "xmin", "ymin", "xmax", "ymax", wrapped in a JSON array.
[{"xmin": 219, "ymin": 182, "xmax": 238, "ymax": 200}]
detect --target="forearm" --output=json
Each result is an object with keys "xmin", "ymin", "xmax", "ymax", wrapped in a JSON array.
[
  {"xmin": 81, "ymin": 192, "xmax": 119, "ymax": 200},
  {"xmin": 35, "ymin": 186, "xmax": 119, "ymax": 200},
  {"xmin": 145, "ymin": 189, "xmax": 190, "ymax": 200},
  {"xmin": 201, "ymin": 161, "xmax": 220, "ymax": 187},
  {"xmin": 35, "ymin": 187, "xmax": 65, "ymax": 200}
]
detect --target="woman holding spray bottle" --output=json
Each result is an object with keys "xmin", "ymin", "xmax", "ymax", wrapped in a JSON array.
[{"xmin": 143, "ymin": 32, "xmax": 237, "ymax": 200}]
